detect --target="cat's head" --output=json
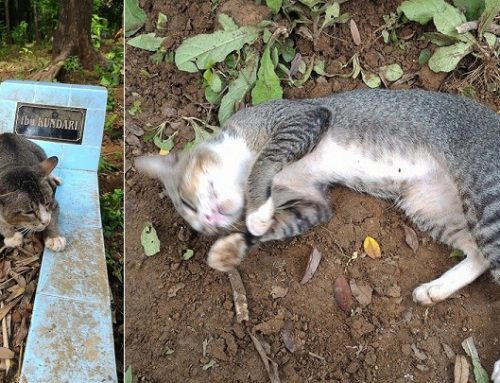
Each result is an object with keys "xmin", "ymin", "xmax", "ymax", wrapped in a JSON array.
[
  {"xmin": 0, "ymin": 157, "xmax": 58, "ymax": 233},
  {"xmin": 136, "ymin": 145, "xmax": 245, "ymax": 234}
]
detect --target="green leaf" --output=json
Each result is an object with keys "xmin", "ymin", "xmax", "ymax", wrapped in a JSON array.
[
  {"xmin": 125, "ymin": 366, "xmax": 133, "ymax": 383},
  {"xmin": 382, "ymin": 30, "xmax": 390, "ymax": 43},
  {"xmin": 278, "ymin": 39, "xmax": 296, "ymax": 62},
  {"xmin": 205, "ymin": 87, "xmax": 222, "ymax": 104},
  {"xmin": 183, "ymin": 249, "xmax": 195, "ymax": 260},
  {"xmin": 453, "ymin": 0, "xmax": 485, "ymax": 21},
  {"xmin": 398, "ymin": 0, "xmax": 446, "ymax": 24},
  {"xmin": 479, "ymin": 0, "xmax": 500, "ymax": 36},
  {"xmin": 219, "ymin": 51, "xmax": 259, "ymax": 124},
  {"xmin": 418, "ymin": 48, "xmax": 432, "ymax": 65},
  {"xmin": 124, "ymin": 0, "xmax": 147, "ymax": 37},
  {"xmin": 428, "ymin": 41, "xmax": 473, "ymax": 72},
  {"xmin": 379, "ymin": 63, "xmax": 403, "ymax": 82},
  {"xmin": 185, "ymin": 122, "xmax": 220, "ymax": 150},
  {"xmin": 251, "ymin": 46, "xmax": 283, "ymax": 105},
  {"xmin": 295, "ymin": 56, "xmax": 315, "ymax": 86},
  {"xmin": 433, "ymin": 2, "xmax": 467, "ymax": 38},
  {"xmin": 361, "ymin": 71, "xmax": 381, "ymax": 88},
  {"xmin": 150, "ymin": 50, "xmax": 166, "ymax": 64},
  {"xmin": 175, "ymin": 27, "xmax": 260, "ymax": 73},
  {"xmin": 164, "ymin": 347, "xmax": 175, "ymax": 356},
  {"xmin": 204, "ymin": 69, "xmax": 223, "ymax": 93},
  {"xmin": 483, "ymin": 32, "xmax": 497, "ymax": 49},
  {"xmin": 322, "ymin": 2, "xmax": 340, "ymax": 29},
  {"xmin": 153, "ymin": 131, "xmax": 177, "ymax": 152},
  {"xmin": 462, "ymin": 337, "xmax": 489, "ymax": 383},
  {"xmin": 266, "ymin": 0, "xmax": 283, "ymax": 14},
  {"xmin": 141, "ymin": 222, "xmax": 160, "ymax": 256},
  {"xmin": 218, "ymin": 14, "xmax": 238, "ymax": 31},
  {"xmin": 157, "ymin": 12, "xmax": 168, "ymax": 31},
  {"xmin": 127, "ymin": 33, "xmax": 166, "ymax": 51},
  {"xmin": 420, "ymin": 32, "xmax": 461, "ymax": 46},
  {"xmin": 313, "ymin": 57, "xmax": 327, "ymax": 75},
  {"xmin": 450, "ymin": 248, "xmax": 465, "ymax": 257},
  {"xmin": 202, "ymin": 360, "xmax": 217, "ymax": 370}
]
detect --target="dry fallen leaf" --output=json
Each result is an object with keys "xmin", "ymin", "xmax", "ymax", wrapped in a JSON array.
[
  {"xmin": 349, "ymin": 279, "xmax": 373, "ymax": 307},
  {"xmin": 334, "ymin": 275, "xmax": 353, "ymax": 312},
  {"xmin": 403, "ymin": 225, "xmax": 419, "ymax": 254},
  {"xmin": 270, "ymin": 286, "xmax": 288, "ymax": 299},
  {"xmin": 363, "ymin": 236, "xmax": 381, "ymax": 259},
  {"xmin": 300, "ymin": 248, "xmax": 322, "ymax": 284},
  {"xmin": 454, "ymin": 355, "xmax": 469, "ymax": 383},
  {"xmin": 281, "ymin": 320, "xmax": 296, "ymax": 353},
  {"xmin": 349, "ymin": 19, "xmax": 361, "ymax": 46}
]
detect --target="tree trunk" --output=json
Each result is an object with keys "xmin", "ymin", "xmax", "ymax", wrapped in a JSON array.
[
  {"xmin": 33, "ymin": 1, "xmax": 40, "ymax": 43},
  {"xmin": 51, "ymin": 0, "xmax": 102, "ymax": 69},
  {"xmin": 5, "ymin": 0, "xmax": 11, "ymax": 44}
]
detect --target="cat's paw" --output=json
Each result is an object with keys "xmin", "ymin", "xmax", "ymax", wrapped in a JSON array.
[
  {"xmin": 45, "ymin": 236, "xmax": 67, "ymax": 252},
  {"xmin": 207, "ymin": 233, "xmax": 247, "ymax": 272},
  {"xmin": 4, "ymin": 232, "xmax": 23, "ymax": 248},
  {"xmin": 412, "ymin": 282, "xmax": 449, "ymax": 305},
  {"xmin": 492, "ymin": 360, "xmax": 500, "ymax": 383},
  {"xmin": 246, "ymin": 198, "xmax": 274, "ymax": 236}
]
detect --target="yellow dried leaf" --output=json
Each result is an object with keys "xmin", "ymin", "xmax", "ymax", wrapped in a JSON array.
[
  {"xmin": 363, "ymin": 236, "xmax": 381, "ymax": 259},
  {"xmin": 159, "ymin": 149, "xmax": 169, "ymax": 156}
]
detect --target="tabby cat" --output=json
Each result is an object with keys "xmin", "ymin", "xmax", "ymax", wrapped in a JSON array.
[
  {"xmin": 136, "ymin": 89, "xmax": 500, "ymax": 305},
  {"xmin": 0, "ymin": 133, "xmax": 66, "ymax": 251}
]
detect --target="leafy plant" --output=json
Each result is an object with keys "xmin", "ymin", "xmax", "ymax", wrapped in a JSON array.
[
  {"xmin": 91, "ymin": 14, "xmax": 109, "ymax": 48},
  {"xmin": 11, "ymin": 21, "xmax": 29, "ymax": 44},
  {"xmin": 63, "ymin": 56, "xmax": 84, "ymax": 73},
  {"xmin": 101, "ymin": 189, "xmax": 124, "ymax": 239},
  {"xmin": 399, "ymin": 0, "xmax": 499, "ymax": 73}
]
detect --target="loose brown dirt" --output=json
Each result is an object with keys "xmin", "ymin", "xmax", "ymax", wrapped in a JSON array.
[{"xmin": 125, "ymin": 1, "xmax": 500, "ymax": 382}]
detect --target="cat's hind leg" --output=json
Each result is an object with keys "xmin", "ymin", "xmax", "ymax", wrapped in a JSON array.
[
  {"xmin": 399, "ymin": 173, "xmax": 491, "ymax": 304},
  {"xmin": 208, "ymin": 189, "xmax": 331, "ymax": 271}
]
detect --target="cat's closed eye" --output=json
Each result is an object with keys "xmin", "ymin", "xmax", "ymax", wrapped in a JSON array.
[{"xmin": 180, "ymin": 196, "xmax": 197, "ymax": 213}]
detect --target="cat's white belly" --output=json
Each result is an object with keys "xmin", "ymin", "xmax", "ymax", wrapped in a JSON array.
[{"xmin": 275, "ymin": 137, "xmax": 436, "ymax": 197}]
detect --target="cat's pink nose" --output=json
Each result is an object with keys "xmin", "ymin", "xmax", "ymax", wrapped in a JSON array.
[{"xmin": 204, "ymin": 213, "xmax": 220, "ymax": 226}]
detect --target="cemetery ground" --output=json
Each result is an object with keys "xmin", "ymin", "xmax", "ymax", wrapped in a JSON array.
[
  {"xmin": 124, "ymin": 0, "xmax": 500, "ymax": 382},
  {"xmin": 0, "ymin": 38, "xmax": 124, "ymax": 381}
]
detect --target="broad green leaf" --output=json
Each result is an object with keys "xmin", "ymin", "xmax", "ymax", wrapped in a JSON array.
[
  {"xmin": 398, "ymin": 0, "xmax": 446, "ymax": 24},
  {"xmin": 295, "ymin": 56, "xmax": 315, "ymax": 86},
  {"xmin": 125, "ymin": 366, "xmax": 133, "ymax": 383},
  {"xmin": 262, "ymin": 28, "xmax": 273, "ymax": 43},
  {"xmin": 462, "ymin": 337, "xmax": 489, "ymax": 383},
  {"xmin": 479, "ymin": 0, "xmax": 500, "ymax": 36},
  {"xmin": 298, "ymin": 0, "xmax": 323, "ymax": 9},
  {"xmin": 362, "ymin": 71, "xmax": 381, "ymax": 88},
  {"xmin": 251, "ymin": 46, "xmax": 283, "ymax": 105},
  {"xmin": 380, "ymin": 63, "xmax": 403, "ymax": 81},
  {"xmin": 175, "ymin": 27, "xmax": 260, "ymax": 73},
  {"xmin": 124, "ymin": 0, "xmax": 147, "ymax": 37},
  {"xmin": 433, "ymin": 2, "xmax": 467, "ymax": 38},
  {"xmin": 141, "ymin": 222, "xmax": 160, "ymax": 256},
  {"xmin": 157, "ymin": 12, "xmax": 168, "ymax": 31},
  {"xmin": 453, "ymin": 0, "xmax": 485, "ymax": 21},
  {"xmin": 418, "ymin": 48, "xmax": 432, "ymax": 65},
  {"xmin": 322, "ymin": 2, "xmax": 340, "ymax": 29},
  {"xmin": 278, "ymin": 39, "xmax": 296, "ymax": 62},
  {"xmin": 218, "ymin": 14, "xmax": 238, "ymax": 31},
  {"xmin": 428, "ymin": 41, "xmax": 473, "ymax": 72},
  {"xmin": 127, "ymin": 33, "xmax": 166, "ymax": 51},
  {"xmin": 266, "ymin": 0, "xmax": 283, "ymax": 14},
  {"xmin": 219, "ymin": 51, "xmax": 259, "ymax": 124}
]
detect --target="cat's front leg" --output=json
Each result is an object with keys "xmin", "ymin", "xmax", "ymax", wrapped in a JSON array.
[
  {"xmin": 3, "ymin": 231, "xmax": 23, "ymax": 248},
  {"xmin": 43, "ymin": 203, "xmax": 66, "ymax": 252}
]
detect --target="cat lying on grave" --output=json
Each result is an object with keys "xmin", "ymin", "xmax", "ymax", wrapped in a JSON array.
[
  {"xmin": 0, "ymin": 133, "xmax": 66, "ymax": 252},
  {"xmin": 136, "ymin": 89, "xmax": 500, "ymax": 306}
]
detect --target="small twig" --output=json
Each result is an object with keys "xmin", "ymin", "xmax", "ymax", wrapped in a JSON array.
[
  {"xmin": 1, "ymin": 302, "xmax": 10, "ymax": 374},
  {"xmin": 308, "ymin": 351, "xmax": 325, "ymax": 361},
  {"xmin": 249, "ymin": 333, "xmax": 281, "ymax": 383},
  {"xmin": 456, "ymin": 20, "xmax": 500, "ymax": 35},
  {"xmin": 227, "ymin": 269, "xmax": 249, "ymax": 323}
]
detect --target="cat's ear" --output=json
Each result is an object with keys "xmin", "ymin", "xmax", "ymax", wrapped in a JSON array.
[
  {"xmin": 135, "ymin": 154, "xmax": 179, "ymax": 180},
  {"xmin": 39, "ymin": 156, "xmax": 59, "ymax": 177}
]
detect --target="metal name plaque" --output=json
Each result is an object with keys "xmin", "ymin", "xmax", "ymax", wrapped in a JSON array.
[{"xmin": 14, "ymin": 103, "xmax": 86, "ymax": 144}]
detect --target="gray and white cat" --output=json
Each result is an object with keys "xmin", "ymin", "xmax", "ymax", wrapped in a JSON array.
[
  {"xmin": 0, "ymin": 133, "xmax": 66, "ymax": 252},
  {"xmin": 136, "ymin": 89, "xmax": 500, "ymax": 303}
]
